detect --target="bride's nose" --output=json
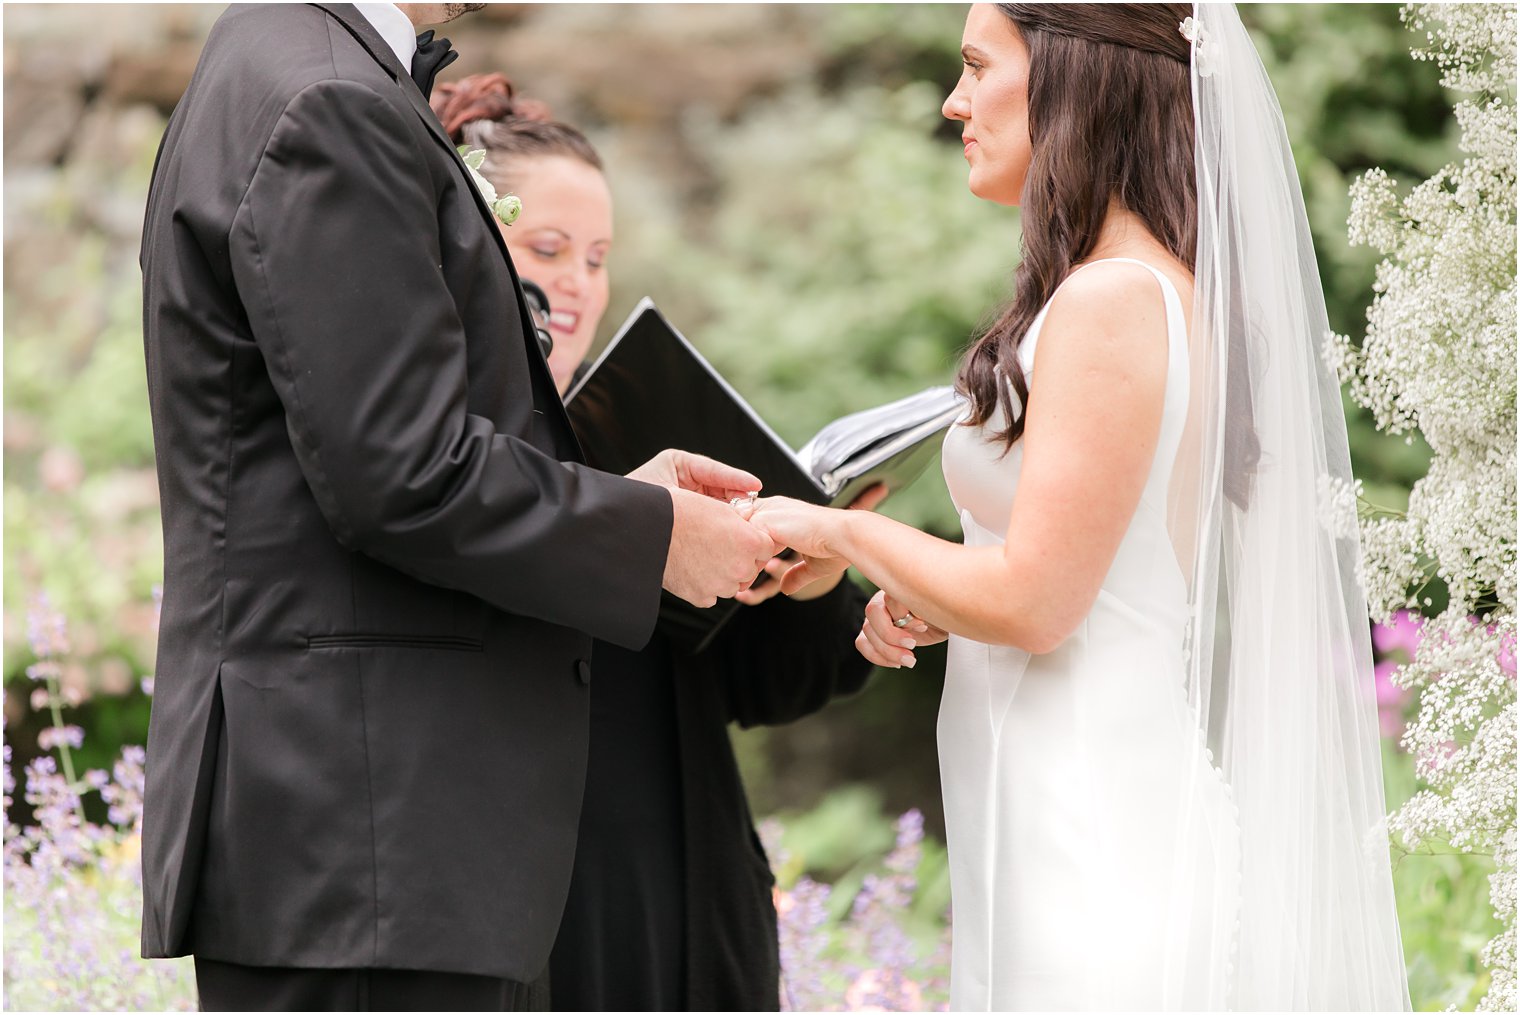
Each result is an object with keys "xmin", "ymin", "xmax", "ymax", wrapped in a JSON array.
[{"xmin": 943, "ymin": 78, "xmax": 971, "ymax": 122}]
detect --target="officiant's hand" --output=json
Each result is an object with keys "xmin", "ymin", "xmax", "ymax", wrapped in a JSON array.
[
  {"xmin": 736, "ymin": 485, "xmax": 888, "ymax": 605},
  {"xmin": 859, "ymin": 589, "xmax": 947, "ymax": 669}
]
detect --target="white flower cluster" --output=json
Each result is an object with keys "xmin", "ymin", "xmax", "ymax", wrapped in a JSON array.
[
  {"xmin": 1328, "ymin": 4, "xmax": 1517, "ymax": 1009},
  {"xmin": 458, "ymin": 147, "xmax": 522, "ymax": 227}
]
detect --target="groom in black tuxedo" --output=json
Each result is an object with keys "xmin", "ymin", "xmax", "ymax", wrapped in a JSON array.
[{"xmin": 139, "ymin": 3, "xmax": 777, "ymax": 1009}]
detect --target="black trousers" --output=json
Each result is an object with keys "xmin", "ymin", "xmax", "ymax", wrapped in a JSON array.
[{"xmin": 194, "ymin": 957, "xmax": 533, "ymax": 1012}]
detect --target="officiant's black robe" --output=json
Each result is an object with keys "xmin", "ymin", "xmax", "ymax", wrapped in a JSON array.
[{"xmin": 551, "ymin": 580, "xmax": 872, "ymax": 1011}]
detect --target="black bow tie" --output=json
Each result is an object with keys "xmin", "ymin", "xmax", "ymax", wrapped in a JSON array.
[{"xmin": 410, "ymin": 30, "xmax": 458, "ymax": 100}]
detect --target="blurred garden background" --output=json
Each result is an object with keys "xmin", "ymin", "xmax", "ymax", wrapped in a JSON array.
[{"xmin": 3, "ymin": 3, "xmax": 1513, "ymax": 1010}]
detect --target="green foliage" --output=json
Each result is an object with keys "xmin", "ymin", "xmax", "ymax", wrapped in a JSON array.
[
  {"xmin": 1383, "ymin": 744, "xmax": 1504, "ymax": 1011},
  {"xmin": 4, "ymin": 117, "xmax": 165, "ymax": 692},
  {"xmin": 772, "ymin": 784, "xmax": 900, "ymax": 885}
]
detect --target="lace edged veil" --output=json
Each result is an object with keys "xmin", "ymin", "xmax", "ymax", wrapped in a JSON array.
[{"xmin": 1165, "ymin": 4, "xmax": 1410, "ymax": 1007}]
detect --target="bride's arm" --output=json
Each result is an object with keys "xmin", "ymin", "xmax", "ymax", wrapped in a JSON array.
[{"xmin": 755, "ymin": 264, "xmax": 1170, "ymax": 656}]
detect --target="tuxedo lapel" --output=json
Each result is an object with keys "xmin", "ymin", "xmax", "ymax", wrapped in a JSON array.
[
  {"xmin": 309, "ymin": 4, "xmax": 501, "ymax": 238},
  {"xmin": 309, "ymin": 3, "xmax": 582, "ymax": 459}
]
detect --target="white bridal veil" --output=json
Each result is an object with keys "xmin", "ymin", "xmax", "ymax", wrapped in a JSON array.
[{"xmin": 1169, "ymin": 3, "xmax": 1410, "ymax": 1008}]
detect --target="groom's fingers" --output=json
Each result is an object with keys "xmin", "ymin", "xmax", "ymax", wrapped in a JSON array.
[{"xmin": 673, "ymin": 452, "xmax": 762, "ymax": 498}]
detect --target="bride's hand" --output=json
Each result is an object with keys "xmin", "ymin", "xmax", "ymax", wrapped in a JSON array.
[
  {"xmin": 736, "ymin": 485, "xmax": 889, "ymax": 605},
  {"xmin": 748, "ymin": 495, "xmax": 853, "ymax": 596},
  {"xmin": 858, "ymin": 590, "xmax": 947, "ymax": 669}
]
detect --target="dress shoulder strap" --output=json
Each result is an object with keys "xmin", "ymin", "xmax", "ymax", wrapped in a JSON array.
[{"xmin": 1067, "ymin": 256, "xmax": 1186, "ymax": 314}]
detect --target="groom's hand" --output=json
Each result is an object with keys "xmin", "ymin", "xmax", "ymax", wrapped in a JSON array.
[
  {"xmin": 662, "ymin": 488, "xmax": 781, "ymax": 608},
  {"xmin": 629, "ymin": 450, "xmax": 779, "ymax": 607},
  {"xmin": 628, "ymin": 449, "xmax": 761, "ymax": 503}
]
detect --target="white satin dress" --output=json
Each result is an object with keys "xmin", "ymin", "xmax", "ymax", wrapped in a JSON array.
[{"xmin": 937, "ymin": 259, "xmax": 1241, "ymax": 1010}]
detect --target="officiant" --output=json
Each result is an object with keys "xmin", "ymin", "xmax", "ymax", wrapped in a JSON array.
[{"xmin": 432, "ymin": 74, "xmax": 881, "ymax": 1011}]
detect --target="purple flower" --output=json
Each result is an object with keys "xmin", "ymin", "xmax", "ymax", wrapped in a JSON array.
[
  {"xmin": 3, "ymin": 736, "xmax": 14, "ymax": 808},
  {"xmin": 24, "ymin": 593, "xmax": 70, "ymax": 661},
  {"xmin": 38, "ymin": 725, "xmax": 84, "ymax": 752},
  {"xmin": 1371, "ymin": 609, "xmax": 1423, "ymax": 661},
  {"xmin": 1373, "ymin": 660, "xmax": 1411, "ymax": 740},
  {"xmin": 1370, "ymin": 612, "xmax": 1423, "ymax": 743},
  {"xmin": 777, "ymin": 876, "xmax": 835, "ymax": 1011},
  {"xmin": 6, "ymin": 741, "xmax": 197, "ymax": 1009}
]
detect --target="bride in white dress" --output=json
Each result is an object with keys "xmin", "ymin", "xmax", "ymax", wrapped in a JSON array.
[{"xmin": 752, "ymin": 3, "xmax": 1409, "ymax": 1009}]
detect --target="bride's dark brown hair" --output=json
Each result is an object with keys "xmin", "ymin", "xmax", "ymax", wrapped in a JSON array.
[{"xmin": 958, "ymin": 3, "xmax": 1197, "ymax": 448}]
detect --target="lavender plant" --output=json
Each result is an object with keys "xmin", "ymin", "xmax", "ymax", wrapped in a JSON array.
[
  {"xmin": 3, "ymin": 596, "xmax": 195, "ymax": 1011},
  {"xmin": 1327, "ymin": 4, "xmax": 1517, "ymax": 1008},
  {"xmin": 7, "ymin": 592, "xmax": 956, "ymax": 1012},
  {"xmin": 772, "ymin": 810, "xmax": 950, "ymax": 1011}
]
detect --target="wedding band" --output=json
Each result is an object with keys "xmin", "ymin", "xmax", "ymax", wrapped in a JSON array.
[
  {"xmin": 729, "ymin": 491, "xmax": 759, "ymax": 511},
  {"xmin": 894, "ymin": 610, "xmax": 917, "ymax": 629}
]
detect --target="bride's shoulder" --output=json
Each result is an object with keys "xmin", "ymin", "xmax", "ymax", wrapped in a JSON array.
[
  {"xmin": 1040, "ymin": 260, "xmax": 1174, "ymax": 356},
  {"xmin": 1055, "ymin": 258, "xmax": 1171, "ymax": 309}
]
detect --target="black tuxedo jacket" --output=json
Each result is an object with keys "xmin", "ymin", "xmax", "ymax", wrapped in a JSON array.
[{"xmin": 139, "ymin": 3, "xmax": 673, "ymax": 980}]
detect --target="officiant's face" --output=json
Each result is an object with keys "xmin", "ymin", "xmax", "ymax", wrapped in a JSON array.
[
  {"xmin": 943, "ymin": 4, "xmax": 1033, "ymax": 206},
  {"xmin": 499, "ymin": 155, "xmax": 613, "ymax": 394}
]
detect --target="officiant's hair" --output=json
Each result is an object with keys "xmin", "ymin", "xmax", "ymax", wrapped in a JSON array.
[
  {"xmin": 431, "ymin": 73, "xmax": 603, "ymax": 184},
  {"xmin": 958, "ymin": 3, "xmax": 1197, "ymax": 451}
]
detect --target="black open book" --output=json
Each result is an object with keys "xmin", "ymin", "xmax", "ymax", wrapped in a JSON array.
[{"xmin": 565, "ymin": 298, "xmax": 964, "ymax": 653}]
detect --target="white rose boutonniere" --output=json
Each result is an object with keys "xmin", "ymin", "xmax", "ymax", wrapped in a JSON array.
[{"xmin": 458, "ymin": 146, "xmax": 522, "ymax": 227}]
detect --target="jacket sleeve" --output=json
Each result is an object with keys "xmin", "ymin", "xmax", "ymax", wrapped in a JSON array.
[
  {"xmin": 715, "ymin": 577, "xmax": 874, "ymax": 729},
  {"xmin": 228, "ymin": 78, "xmax": 671, "ymax": 649}
]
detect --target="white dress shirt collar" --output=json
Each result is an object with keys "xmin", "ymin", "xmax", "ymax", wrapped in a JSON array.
[{"xmin": 352, "ymin": 3, "xmax": 418, "ymax": 70}]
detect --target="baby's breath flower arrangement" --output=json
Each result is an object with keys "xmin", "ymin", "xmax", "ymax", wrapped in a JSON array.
[{"xmin": 1328, "ymin": 5, "xmax": 1516, "ymax": 1008}]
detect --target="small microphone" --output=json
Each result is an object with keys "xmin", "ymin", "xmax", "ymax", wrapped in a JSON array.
[{"xmin": 519, "ymin": 279, "xmax": 554, "ymax": 360}]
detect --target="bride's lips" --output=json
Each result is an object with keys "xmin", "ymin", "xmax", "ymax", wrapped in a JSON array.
[
  {"xmin": 548, "ymin": 309, "xmax": 580, "ymax": 335},
  {"xmin": 963, "ymin": 135, "xmax": 978, "ymax": 158}
]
